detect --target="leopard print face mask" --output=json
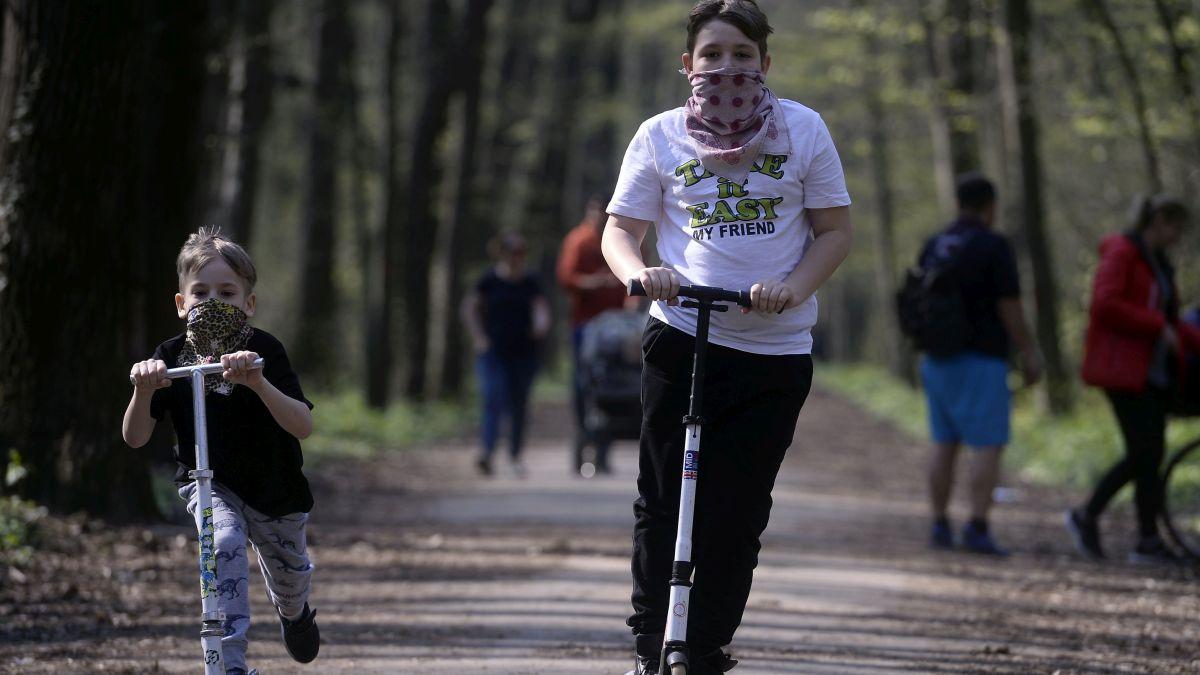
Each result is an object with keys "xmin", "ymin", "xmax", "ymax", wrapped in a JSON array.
[{"xmin": 178, "ymin": 297, "xmax": 254, "ymax": 395}]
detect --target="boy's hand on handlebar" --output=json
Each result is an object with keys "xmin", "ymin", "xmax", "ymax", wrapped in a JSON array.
[
  {"xmin": 744, "ymin": 280, "xmax": 795, "ymax": 315},
  {"xmin": 633, "ymin": 267, "xmax": 680, "ymax": 306},
  {"xmin": 130, "ymin": 359, "xmax": 170, "ymax": 393},
  {"xmin": 222, "ymin": 351, "xmax": 264, "ymax": 390}
]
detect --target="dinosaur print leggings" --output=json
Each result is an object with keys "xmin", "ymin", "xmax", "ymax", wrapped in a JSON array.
[{"xmin": 179, "ymin": 482, "xmax": 313, "ymax": 674}]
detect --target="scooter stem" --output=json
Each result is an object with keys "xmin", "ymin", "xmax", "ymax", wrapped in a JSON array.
[{"xmin": 660, "ymin": 299, "xmax": 724, "ymax": 674}]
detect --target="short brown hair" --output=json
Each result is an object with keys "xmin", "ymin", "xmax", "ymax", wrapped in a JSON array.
[
  {"xmin": 176, "ymin": 226, "xmax": 257, "ymax": 291},
  {"xmin": 687, "ymin": 0, "xmax": 773, "ymax": 60},
  {"xmin": 1131, "ymin": 194, "xmax": 1190, "ymax": 232}
]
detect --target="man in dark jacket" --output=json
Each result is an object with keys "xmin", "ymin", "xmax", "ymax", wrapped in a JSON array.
[{"xmin": 918, "ymin": 173, "xmax": 1042, "ymax": 555}]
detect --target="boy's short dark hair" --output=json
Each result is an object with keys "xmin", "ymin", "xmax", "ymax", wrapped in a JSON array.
[
  {"xmin": 955, "ymin": 173, "xmax": 996, "ymax": 213},
  {"xmin": 687, "ymin": 0, "xmax": 773, "ymax": 60},
  {"xmin": 176, "ymin": 226, "xmax": 257, "ymax": 291}
]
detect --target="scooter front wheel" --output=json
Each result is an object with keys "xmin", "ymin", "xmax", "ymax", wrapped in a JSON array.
[{"xmin": 670, "ymin": 663, "xmax": 688, "ymax": 675}]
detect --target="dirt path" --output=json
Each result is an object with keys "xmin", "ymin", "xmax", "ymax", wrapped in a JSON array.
[{"xmin": 3, "ymin": 388, "xmax": 1200, "ymax": 674}]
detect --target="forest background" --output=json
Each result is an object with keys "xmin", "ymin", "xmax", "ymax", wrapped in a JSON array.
[{"xmin": 2, "ymin": 0, "xmax": 1199, "ymax": 520}]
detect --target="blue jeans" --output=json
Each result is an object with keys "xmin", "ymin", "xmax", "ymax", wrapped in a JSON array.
[{"xmin": 477, "ymin": 350, "xmax": 538, "ymax": 461}]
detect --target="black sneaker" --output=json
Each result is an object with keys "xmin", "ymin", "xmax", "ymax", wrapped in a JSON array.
[
  {"xmin": 476, "ymin": 458, "xmax": 493, "ymax": 476},
  {"xmin": 624, "ymin": 655, "xmax": 659, "ymax": 675},
  {"xmin": 961, "ymin": 520, "xmax": 1009, "ymax": 557},
  {"xmin": 1064, "ymin": 508, "xmax": 1104, "ymax": 560},
  {"xmin": 930, "ymin": 518, "xmax": 954, "ymax": 550},
  {"xmin": 694, "ymin": 647, "xmax": 739, "ymax": 673},
  {"xmin": 1128, "ymin": 536, "xmax": 1182, "ymax": 565},
  {"xmin": 278, "ymin": 603, "xmax": 320, "ymax": 663},
  {"xmin": 624, "ymin": 633, "xmax": 662, "ymax": 675}
]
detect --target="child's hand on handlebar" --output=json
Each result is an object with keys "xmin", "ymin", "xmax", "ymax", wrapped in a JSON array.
[
  {"xmin": 633, "ymin": 267, "xmax": 680, "ymax": 306},
  {"xmin": 744, "ymin": 280, "xmax": 796, "ymax": 315},
  {"xmin": 221, "ymin": 351, "xmax": 264, "ymax": 390},
  {"xmin": 129, "ymin": 359, "xmax": 170, "ymax": 393}
]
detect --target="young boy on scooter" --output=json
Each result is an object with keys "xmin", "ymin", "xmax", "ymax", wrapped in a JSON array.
[
  {"xmin": 602, "ymin": 1, "xmax": 853, "ymax": 672},
  {"xmin": 122, "ymin": 227, "xmax": 320, "ymax": 675}
]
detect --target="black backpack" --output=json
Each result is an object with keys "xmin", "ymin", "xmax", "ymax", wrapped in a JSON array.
[{"xmin": 896, "ymin": 233, "xmax": 975, "ymax": 357}]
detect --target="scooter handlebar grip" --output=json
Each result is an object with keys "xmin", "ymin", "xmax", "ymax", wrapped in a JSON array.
[
  {"xmin": 627, "ymin": 279, "xmax": 647, "ymax": 297},
  {"xmin": 129, "ymin": 357, "xmax": 265, "ymax": 384}
]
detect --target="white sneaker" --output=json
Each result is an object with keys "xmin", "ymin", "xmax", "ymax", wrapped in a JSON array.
[{"xmin": 510, "ymin": 460, "xmax": 528, "ymax": 478}]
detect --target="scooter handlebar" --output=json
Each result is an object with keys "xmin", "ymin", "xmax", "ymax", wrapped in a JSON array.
[
  {"xmin": 627, "ymin": 279, "xmax": 752, "ymax": 308},
  {"xmin": 129, "ymin": 358, "xmax": 265, "ymax": 384}
]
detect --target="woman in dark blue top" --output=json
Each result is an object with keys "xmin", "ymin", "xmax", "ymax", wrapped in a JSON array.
[{"xmin": 462, "ymin": 231, "xmax": 550, "ymax": 475}]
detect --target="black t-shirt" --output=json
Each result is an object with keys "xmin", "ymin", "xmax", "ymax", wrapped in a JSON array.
[
  {"xmin": 919, "ymin": 217, "xmax": 1021, "ymax": 359},
  {"xmin": 474, "ymin": 268, "xmax": 543, "ymax": 355},
  {"xmin": 149, "ymin": 329, "xmax": 314, "ymax": 517}
]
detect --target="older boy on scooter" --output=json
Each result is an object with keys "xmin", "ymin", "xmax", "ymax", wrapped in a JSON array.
[{"xmin": 603, "ymin": 2, "xmax": 853, "ymax": 671}]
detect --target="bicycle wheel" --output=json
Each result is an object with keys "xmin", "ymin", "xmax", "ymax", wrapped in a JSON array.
[{"xmin": 1160, "ymin": 436, "xmax": 1200, "ymax": 558}]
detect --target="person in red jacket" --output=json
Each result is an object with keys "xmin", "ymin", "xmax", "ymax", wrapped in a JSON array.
[
  {"xmin": 1067, "ymin": 195, "xmax": 1200, "ymax": 563},
  {"xmin": 557, "ymin": 196, "xmax": 628, "ymax": 474}
]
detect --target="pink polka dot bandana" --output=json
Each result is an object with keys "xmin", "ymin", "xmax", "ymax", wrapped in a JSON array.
[{"xmin": 682, "ymin": 67, "xmax": 791, "ymax": 183}]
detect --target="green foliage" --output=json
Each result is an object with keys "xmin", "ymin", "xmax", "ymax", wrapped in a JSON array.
[
  {"xmin": 814, "ymin": 362, "xmax": 929, "ymax": 439},
  {"xmin": 5, "ymin": 449, "xmax": 27, "ymax": 489},
  {"xmin": 303, "ymin": 391, "xmax": 476, "ymax": 463},
  {"xmin": 817, "ymin": 362, "xmax": 1200, "ymax": 491},
  {"xmin": 0, "ymin": 496, "xmax": 47, "ymax": 566}
]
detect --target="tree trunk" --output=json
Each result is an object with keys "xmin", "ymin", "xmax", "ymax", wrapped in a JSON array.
[
  {"xmin": 0, "ymin": 0, "xmax": 208, "ymax": 518},
  {"xmin": 921, "ymin": 3, "xmax": 958, "ymax": 217},
  {"xmin": 1081, "ymin": 0, "xmax": 1163, "ymax": 192},
  {"xmin": 922, "ymin": 0, "xmax": 981, "ymax": 217},
  {"xmin": 580, "ymin": 0, "xmax": 624, "ymax": 202},
  {"xmin": 367, "ymin": 0, "xmax": 403, "ymax": 409},
  {"xmin": 224, "ymin": 0, "xmax": 275, "ymax": 243},
  {"xmin": 401, "ymin": 0, "xmax": 456, "ymax": 400},
  {"xmin": 526, "ymin": 0, "xmax": 602, "ymax": 240},
  {"xmin": 1002, "ymin": 0, "xmax": 1072, "ymax": 413},
  {"xmin": 293, "ymin": 0, "xmax": 350, "ymax": 384},
  {"xmin": 194, "ymin": 0, "xmax": 236, "ymax": 230},
  {"xmin": 430, "ymin": 0, "xmax": 494, "ymax": 399},
  {"xmin": 480, "ymin": 0, "xmax": 544, "ymax": 235},
  {"xmin": 859, "ymin": 5, "xmax": 909, "ymax": 381},
  {"xmin": 1152, "ymin": 0, "xmax": 1200, "ymax": 190}
]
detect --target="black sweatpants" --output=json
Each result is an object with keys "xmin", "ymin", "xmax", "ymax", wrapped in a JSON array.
[
  {"xmin": 1085, "ymin": 388, "xmax": 1171, "ymax": 538},
  {"xmin": 629, "ymin": 318, "xmax": 812, "ymax": 654}
]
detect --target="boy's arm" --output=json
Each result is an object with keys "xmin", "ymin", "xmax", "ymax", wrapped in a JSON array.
[
  {"xmin": 753, "ymin": 205, "xmax": 852, "ymax": 315},
  {"xmin": 602, "ymin": 213, "xmax": 678, "ymax": 301},
  {"xmin": 123, "ymin": 359, "xmax": 169, "ymax": 448},
  {"xmin": 221, "ymin": 351, "xmax": 313, "ymax": 440}
]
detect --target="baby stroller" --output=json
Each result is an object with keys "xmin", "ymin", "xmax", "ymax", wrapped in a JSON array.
[{"xmin": 575, "ymin": 309, "xmax": 645, "ymax": 474}]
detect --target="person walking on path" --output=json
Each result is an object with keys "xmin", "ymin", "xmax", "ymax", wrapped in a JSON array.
[
  {"xmin": 602, "ymin": 1, "xmax": 853, "ymax": 672},
  {"xmin": 462, "ymin": 230, "xmax": 551, "ymax": 477},
  {"xmin": 918, "ymin": 173, "xmax": 1041, "ymax": 557},
  {"xmin": 557, "ymin": 195, "xmax": 629, "ymax": 475},
  {"xmin": 1067, "ymin": 195, "xmax": 1200, "ymax": 564},
  {"xmin": 123, "ymin": 227, "xmax": 320, "ymax": 675}
]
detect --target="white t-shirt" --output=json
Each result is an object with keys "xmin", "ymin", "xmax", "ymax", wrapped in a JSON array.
[{"xmin": 607, "ymin": 99, "xmax": 851, "ymax": 355}]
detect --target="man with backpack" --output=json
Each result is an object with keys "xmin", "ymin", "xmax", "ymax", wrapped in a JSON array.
[{"xmin": 906, "ymin": 173, "xmax": 1042, "ymax": 555}]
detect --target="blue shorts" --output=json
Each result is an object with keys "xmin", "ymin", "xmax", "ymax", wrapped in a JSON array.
[{"xmin": 921, "ymin": 352, "xmax": 1011, "ymax": 447}]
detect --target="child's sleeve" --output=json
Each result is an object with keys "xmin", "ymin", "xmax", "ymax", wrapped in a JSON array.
[
  {"xmin": 264, "ymin": 339, "xmax": 314, "ymax": 410},
  {"xmin": 607, "ymin": 120, "xmax": 663, "ymax": 223},
  {"xmin": 802, "ymin": 116, "xmax": 852, "ymax": 210}
]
